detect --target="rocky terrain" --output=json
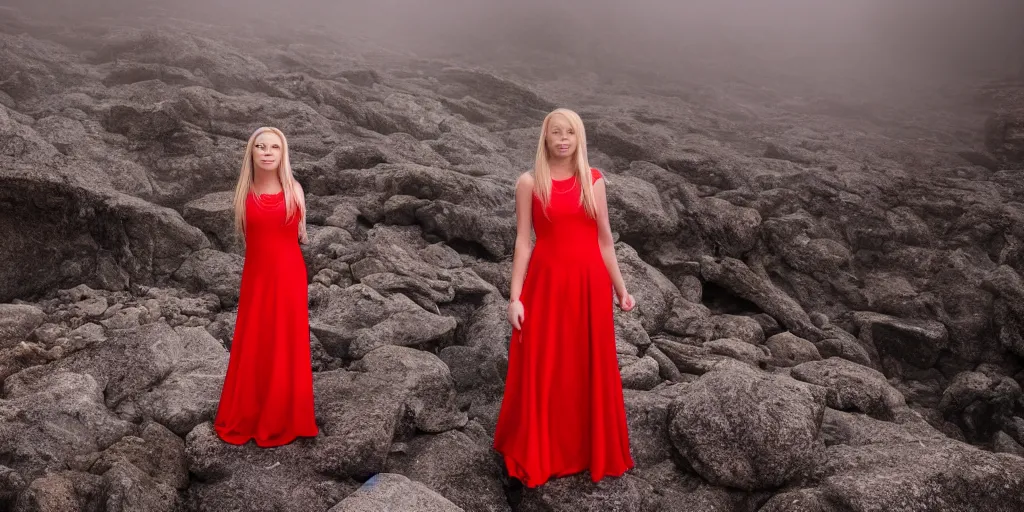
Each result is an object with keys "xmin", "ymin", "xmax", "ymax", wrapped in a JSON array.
[{"xmin": 2, "ymin": 4, "xmax": 1024, "ymax": 511}]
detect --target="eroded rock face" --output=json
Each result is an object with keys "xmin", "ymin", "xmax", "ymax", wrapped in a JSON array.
[
  {"xmin": 2, "ymin": 3, "xmax": 1024, "ymax": 510},
  {"xmin": 0, "ymin": 171, "xmax": 209, "ymax": 302},
  {"xmin": 761, "ymin": 411, "xmax": 1024, "ymax": 512}
]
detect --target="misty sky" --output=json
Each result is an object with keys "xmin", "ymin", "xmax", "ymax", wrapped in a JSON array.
[{"xmin": 3, "ymin": 0, "xmax": 1023, "ymax": 85}]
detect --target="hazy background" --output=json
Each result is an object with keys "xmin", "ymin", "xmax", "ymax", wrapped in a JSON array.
[{"xmin": 3, "ymin": 0, "xmax": 1024, "ymax": 95}]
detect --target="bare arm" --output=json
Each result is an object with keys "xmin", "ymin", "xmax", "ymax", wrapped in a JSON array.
[
  {"xmin": 594, "ymin": 177, "xmax": 628, "ymax": 300},
  {"xmin": 509, "ymin": 173, "xmax": 535, "ymax": 303},
  {"xmin": 294, "ymin": 179, "xmax": 309, "ymax": 244}
]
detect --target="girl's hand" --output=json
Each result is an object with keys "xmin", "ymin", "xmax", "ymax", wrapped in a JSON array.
[
  {"xmin": 617, "ymin": 290, "xmax": 636, "ymax": 312},
  {"xmin": 508, "ymin": 299, "xmax": 525, "ymax": 331}
]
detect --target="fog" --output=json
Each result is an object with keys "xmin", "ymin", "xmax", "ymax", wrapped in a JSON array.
[{"xmin": 4, "ymin": 0, "xmax": 1024, "ymax": 91}]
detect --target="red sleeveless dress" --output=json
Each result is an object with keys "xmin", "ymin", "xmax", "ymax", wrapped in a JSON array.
[
  {"xmin": 214, "ymin": 190, "xmax": 319, "ymax": 447},
  {"xmin": 493, "ymin": 168, "xmax": 635, "ymax": 487}
]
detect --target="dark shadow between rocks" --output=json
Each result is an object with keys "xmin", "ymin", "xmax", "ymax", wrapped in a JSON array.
[{"xmin": 701, "ymin": 281, "xmax": 763, "ymax": 316}]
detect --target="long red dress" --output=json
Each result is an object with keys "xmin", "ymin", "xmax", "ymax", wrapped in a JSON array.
[
  {"xmin": 214, "ymin": 190, "xmax": 319, "ymax": 447},
  {"xmin": 493, "ymin": 168, "xmax": 635, "ymax": 487}
]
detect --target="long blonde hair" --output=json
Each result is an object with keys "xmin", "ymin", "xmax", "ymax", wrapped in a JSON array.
[
  {"xmin": 533, "ymin": 108, "xmax": 598, "ymax": 218},
  {"xmin": 232, "ymin": 126, "xmax": 307, "ymax": 240}
]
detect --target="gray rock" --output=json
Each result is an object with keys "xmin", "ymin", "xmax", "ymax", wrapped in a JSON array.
[
  {"xmin": 668, "ymin": 367, "xmax": 826, "ymax": 490},
  {"xmin": 328, "ymin": 473, "xmax": 463, "ymax": 512},
  {"xmin": 0, "ymin": 304, "xmax": 45, "ymax": 349},
  {"xmin": 766, "ymin": 331, "xmax": 822, "ymax": 367},
  {"xmin": 791, "ymin": 357, "xmax": 908, "ymax": 421},
  {"xmin": 385, "ymin": 427, "xmax": 508, "ymax": 512},
  {"xmin": 518, "ymin": 473, "xmax": 662, "ymax": 512}
]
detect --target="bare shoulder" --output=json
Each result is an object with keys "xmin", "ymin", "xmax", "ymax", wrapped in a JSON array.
[
  {"xmin": 516, "ymin": 171, "xmax": 535, "ymax": 192},
  {"xmin": 293, "ymin": 179, "xmax": 305, "ymax": 195}
]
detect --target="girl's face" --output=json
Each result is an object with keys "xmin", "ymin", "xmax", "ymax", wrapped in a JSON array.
[
  {"xmin": 545, "ymin": 114, "xmax": 576, "ymax": 160},
  {"xmin": 252, "ymin": 131, "xmax": 283, "ymax": 173}
]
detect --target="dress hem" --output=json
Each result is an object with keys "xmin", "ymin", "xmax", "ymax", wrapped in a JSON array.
[
  {"xmin": 494, "ymin": 445, "xmax": 635, "ymax": 488},
  {"xmin": 215, "ymin": 427, "xmax": 320, "ymax": 448}
]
